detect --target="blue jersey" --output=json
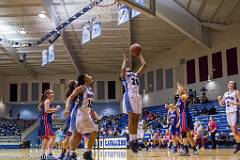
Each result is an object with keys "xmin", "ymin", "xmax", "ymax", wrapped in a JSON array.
[
  {"xmin": 39, "ymin": 102, "xmax": 55, "ymax": 137},
  {"xmin": 168, "ymin": 110, "xmax": 178, "ymax": 126},
  {"xmin": 40, "ymin": 104, "xmax": 53, "ymax": 125},
  {"xmin": 122, "ymin": 72, "xmax": 140, "ymax": 95},
  {"xmin": 176, "ymin": 97, "xmax": 189, "ymax": 113}
]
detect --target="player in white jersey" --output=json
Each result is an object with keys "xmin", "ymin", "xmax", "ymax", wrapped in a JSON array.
[
  {"xmin": 120, "ymin": 50, "xmax": 146, "ymax": 153},
  {"xmin": 64, "ymin": 74, "xmax": 97, "ymax": 160},
  {"xmin": 218, "ymin": 81, "xmax": 240, "ymax": 153}
]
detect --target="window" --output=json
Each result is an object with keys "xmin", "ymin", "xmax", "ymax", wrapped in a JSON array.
[
  {"xmin": 10, "ymin": 84, "xmax": 18, "ymax": 102},
  {"xmin": 108, "ymin": 81, "xmax": 116, "ymax": 99},
  {"xmin": 187, "ymin": 59, "xmax": 196, "ymax": 84},
  {"xmin": 199, "ymin": 56, "xmax": 208, "ymax": 82},
  {"xmin": 165, "ymin": 68, "xmax": 173, "ymax": 89},
  {"xmin": 97, "ymin": 81, "xmax": 105, "ymax": 100},
  {"xmin": 212, "ymin": 52, "xmax": 223, "ymax": 79},
  {"xmin": 226, "ymin": 47, "xmax": 238, "ymax": 76},
  {"xmin": 42, "ymin": 83, "xmax": 50, "ymax": 94},
  {"xmin": 32, "ymin": 83, "xmax": 39, "ymax": 101},
  {"xmin": 156, "ymin": 68, "xmax": 163, "ymax": 91},
  {"xmin": 147, "ymin": 71, "xmax": 154, "ymax": 93},
  {"xmin": 21, "ymin": 83, "xmax": 28, "ymax": 102}
]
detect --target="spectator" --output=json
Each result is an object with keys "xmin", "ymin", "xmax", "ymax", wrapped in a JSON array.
[
  {"xmin": 209, "ymin": 106, "xmax": 217, "ymax": 115},
  {"xmin": 208, "ymin": 116, "xmax": 217, "ymax": 149},
  {"xmin": 201, "ymin": 106, "xmax": 208, "ymax": 115},
  {"xmin": 193, "ymin": 119, "xmax": 204, "ymax": 149},
  {"xmin": 189, "ymin": 89, "xmax": 195, "ymax": 104},
  {"xmin": 9, "ymin": 109, "xmax": 12, "ymax": 118},
  {"xmin": 17, "ymin": 112, "xmax": 20, "ymax": 120},
  {"xmin": 200, "ymin": 87, "xmax": 208, "ymax": 103}
]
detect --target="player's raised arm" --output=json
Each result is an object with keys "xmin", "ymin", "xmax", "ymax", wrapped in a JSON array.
[
  {"xmin": 120, "ymin": 52, "xmax": 128, "ymax": 80},
  {"xmin": 136, "ymin": 54, "xmax": 147, "ymax": 76}
]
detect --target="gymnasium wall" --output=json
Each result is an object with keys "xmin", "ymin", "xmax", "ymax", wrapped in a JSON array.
[
  {"xmin": 0, "ymin": 73, "xmax": 123, "ymax": 103},
  {"xmin": 7, "ymin": 102, "xmax": 120, "ymax": 120},
  {"xmin": 143, "ymin": 23, "xmax": 240, "ymax": 107},
  {"xmin": 0, "ymin": 73, "xmax": 122, "ymax": 118}
]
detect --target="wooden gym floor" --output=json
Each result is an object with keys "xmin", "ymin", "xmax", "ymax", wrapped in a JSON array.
[{"xmin": 0, "ymin": 149, "xmax": 239, "ymax": 160}]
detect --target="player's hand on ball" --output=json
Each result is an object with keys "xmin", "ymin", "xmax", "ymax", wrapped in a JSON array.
[
  {"xmin": 55, "ymin": 105, "xmax": 61, "ymax": 111},
  {"xmin": 217, "ymin": 96, "xmax": 222, "ymax": 100}
]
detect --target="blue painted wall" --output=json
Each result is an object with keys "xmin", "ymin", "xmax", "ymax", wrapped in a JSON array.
[{"xmin": 8, "ymin": 102, "xmax": 121, "ymax": 120}]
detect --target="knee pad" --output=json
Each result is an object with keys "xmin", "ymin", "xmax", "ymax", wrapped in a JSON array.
[{"xmin": 181, "ymin": 132, "xmax": 187, "ymax": 138}]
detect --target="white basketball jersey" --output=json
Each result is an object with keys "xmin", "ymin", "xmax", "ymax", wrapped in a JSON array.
[
  {"xmin": 78, "ymin": 86, "xmax": 94, "ymax": 113},
  {"xmin": 122, "ymin": 72, "xmax": 140, "ymax": 95},
  {"xmin": 224, "ymin": 90, "xmax": 238, "ymax": 113}
]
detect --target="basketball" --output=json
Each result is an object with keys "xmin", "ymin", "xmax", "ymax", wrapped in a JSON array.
[{"xmin": 130, "ymin": 43, "xmax": 142, "ymax": 56}]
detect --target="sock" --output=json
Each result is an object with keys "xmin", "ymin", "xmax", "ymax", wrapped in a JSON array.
[
  {"xmin": 86, "ymin": 149, "xmax": 92, "ymax": 152},
  {"xmin": 129, "ymin": 135, "xmax": 134, "ymax": 141},
  {"xmin": 134, "ymin": 135, "xmax": 138, "ymax": 140},
  {"xmin": 47, "ymin": 148, "xmax": 52, "ymax": 155},
  {"xmin": 40, "ymin": 149, "xmax": 46, "ymax": 156},
  {"xmin": 192, "ymin": 146, "xmax": 197, "ymax": 151},
  {"xmin": 62, "ymin": 149, "xmax": 67, "ymax": 154},
  {"xmin": 69, "ymin": 150, "xmax": 74, "ymax": 156}
]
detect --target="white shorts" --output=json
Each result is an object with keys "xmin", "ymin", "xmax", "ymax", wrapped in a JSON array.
[
  {"xmin": 76, "ymin": 108, "xmax": 97, "ymax": 134},
  {"xmin": 227, "ymin": 111, "xmax": 239, "ymax": 127},
  {"xmin": 123, "ymin": 93, "xmax": 142, "ymax": 114}
]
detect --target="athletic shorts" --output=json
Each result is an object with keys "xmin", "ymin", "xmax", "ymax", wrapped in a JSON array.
[
  {"xmin": 75, "ymin": 108, "xmax": 97, "ymax": 134},
  {"xmin": 169, "ymin": 125, "xmax": 180, "ymax": 136},
  {"xmin": 123, "ymin": 93, "xmax": 142, "ymax": 114},
  {"xmin": 227, "ymin": 111, "xmax": 239, "ymax": 127}
]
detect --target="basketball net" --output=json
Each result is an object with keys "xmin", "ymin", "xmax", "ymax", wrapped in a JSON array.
[{"xmin": 90, "ymin": 0, "xmax": 120, "ymax": 22}]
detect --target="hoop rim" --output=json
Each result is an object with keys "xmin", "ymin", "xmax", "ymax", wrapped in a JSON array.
[{"xmin": 90, "ymin": 0, "xmax": 119, "ymax": 7}]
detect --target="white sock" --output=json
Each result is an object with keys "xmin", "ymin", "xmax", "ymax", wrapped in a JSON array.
[
  {"xmin": 40, "ymin": 149, "xmax": 46, "ymax": 156},
  {"xmin": 134, "ymin": 135, "xmax": 138, "ymax": 140},
  {"xmin": 47, "ymin": 148, "xmax": 52, "ymax": 155},
  {"xmin": 129, "ymin": 134, "xmax": 134, "ymax": 141},
  {"xmin": 69, "ymin": 150, "xmax": 74, "ymax": 156}
]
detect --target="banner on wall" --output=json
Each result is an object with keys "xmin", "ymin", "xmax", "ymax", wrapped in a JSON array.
[
  {"xmin": 86, "ymin": 137, "xmax": 127, "ymax": 149},
  {"xmin": 118, "ymin": 4, "xmax": 130, "ymax": 25},
  {"xmin": 81, "ymin": 21, "xmax": 91, "ymax": 44},
  {"xmin": 92, "ymin": 17, "xmax": 102, "ymax": 39},
  {"xmin": 131, "ymin": 0, "xmax": 144, "ymax": 18}
]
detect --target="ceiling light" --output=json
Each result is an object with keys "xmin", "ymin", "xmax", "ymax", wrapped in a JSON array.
[
  {"xmin": 38, "ymin": 12, "xmax": 47, "ymax": 19},
  {"xmin": 19, "ymin": 29, "xmax": 26, "ymax": 34}
]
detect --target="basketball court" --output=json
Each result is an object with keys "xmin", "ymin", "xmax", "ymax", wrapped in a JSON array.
[
  {"xmin": 0, "ymin": 149, "xmax": 239, "ymax": 160},
  {"xmin": 1, "ymin": 0, "xmax": 240, "ymax": 160}
]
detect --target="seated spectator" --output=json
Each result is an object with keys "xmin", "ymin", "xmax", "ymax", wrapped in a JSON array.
[
  {"xmin": 193, "ymin": 96, "xmax": 200, "ymax": 104},
  {"xmin": 209, "ymin": 106, "xmax": 217, "ymax": 115},
  {"xmin": 195, "ymin": 107, "xmax": 200, "ymax": 116},
  {"xmin": 193, "ymin": 120, "xmax": 208, "ymax": 149},
  {"xmin": 189, "ymin": 89, "xmax": 195, "ymax": 104},
  {"xmin": 201, "ymin": 106, "xmax": 209, "ymax": 115}
]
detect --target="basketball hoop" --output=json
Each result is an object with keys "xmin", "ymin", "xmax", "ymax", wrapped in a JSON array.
[
  {"xmin": 90, "ymin": 0, "xmax": 119, "ymax": 7},
  {"xmin": 90, "ymin": 0, "xmax": 120, "ymax": 22}
]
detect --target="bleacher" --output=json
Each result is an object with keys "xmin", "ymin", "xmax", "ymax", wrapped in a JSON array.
[
  {"xmin": 141, "ymin": 101, "xmax": 239, "ymax": 147},
  {"xmin": 0, "ymin": 119, "xmax": 36, "ymax": 149}
]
